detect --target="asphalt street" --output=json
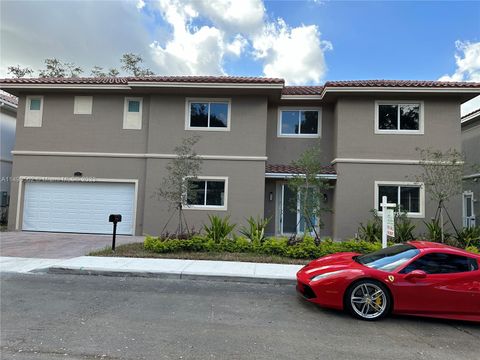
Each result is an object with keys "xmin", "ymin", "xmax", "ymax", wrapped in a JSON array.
[{"xmin": 1, "ymin": 273, "xmax": 479, "ymax": 360}]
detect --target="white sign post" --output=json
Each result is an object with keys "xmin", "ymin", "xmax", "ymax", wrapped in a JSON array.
[{"xmin": 381, "ymin": 196, "xmax": 396, "ymax": 249}]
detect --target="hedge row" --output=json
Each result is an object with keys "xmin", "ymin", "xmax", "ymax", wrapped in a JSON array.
[{"xmin": 144, "ymin": 236, "xmax": 383, "ymax": 260}]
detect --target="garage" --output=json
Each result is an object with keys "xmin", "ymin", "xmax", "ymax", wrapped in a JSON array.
[{"xmin": 22, "ymin": 181, "xmax": 136, "ymax": 235}]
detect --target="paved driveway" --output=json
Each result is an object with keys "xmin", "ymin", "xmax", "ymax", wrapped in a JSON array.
[{"xmin": 0, "ymin": 231, "xmax": 144, "ymax": 258}]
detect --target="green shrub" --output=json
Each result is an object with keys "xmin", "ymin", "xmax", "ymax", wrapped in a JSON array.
[
  {"xmin": 239, "ymin": 216, "xmax": 270, "ymax": 243},
  {"xmin": 203, "ymin": 215, "xmax": 236, "ymax": 243},
  {"xmin": 466, "ymin": 245, "xmax": 479, "ymax": 254},
  {"xmin": 394, "ymin": 212, "xmax": 416, "ymax": 243},
  {"xmin": 358, "ymin": 210, "xmax": 382, "ymax": 242},
  {"xmin": 144, "ymin": 234, "xmax": 384, "ymax": 260},
  {"xmin": 423, "ymin": 219, "xmax": 443, "ymax": 242},
  {"xmin": 455, "ymin": 226, "xmax": 480, "ymax": 249}
]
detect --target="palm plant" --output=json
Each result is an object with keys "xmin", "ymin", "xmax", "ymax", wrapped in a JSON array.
[
  {"xmin": 203, "ymin": 215, "xmax": 236, "ymax": 243},
  {"xmin": 239, "ymin": 216, "xmax": 270, "ymax": 243}
]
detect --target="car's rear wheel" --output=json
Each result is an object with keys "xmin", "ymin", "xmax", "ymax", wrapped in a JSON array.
[{"xmin": 345, "ymin": 280, "xmax": 391, "ymax": 321}]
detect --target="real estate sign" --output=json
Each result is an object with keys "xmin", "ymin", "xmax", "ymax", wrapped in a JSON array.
[{"xmin": 386, "ymin": 209, "xmax": 395, "ymax": 238}]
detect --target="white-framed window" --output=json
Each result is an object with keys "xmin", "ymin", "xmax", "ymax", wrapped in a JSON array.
[
  {"xmin": 278, "ymin": 107, "xmax": 321, "ymax": 138},
  {"xmin": 74, "ymin": 96, "xmax": 93, "ymax": 115},
  {"xmin": 123, "ymin": 97, "xmax": 143, "ymax": 130},
  {"xmin": 374, "ymin": 181, "xmax": 425, "ymax": 217},
  {"xmin": 375, "ymin": 100, "xmax": 424, "ymax": 134},
  {"xmin": 183, "ymin": 176, "xmax": 228, "ymax": 210},
  {"xmin": 185, "ymin": 98, "xmax": 231, "ymax": 131},
  {"xmin": 24, "ymin": 96, "xmax": 44, "ymax": 127}
]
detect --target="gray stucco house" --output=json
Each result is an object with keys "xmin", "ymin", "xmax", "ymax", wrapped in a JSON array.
[
  {"xmin": 1, "ymin": 76, "xmax": 479, "ymax": 239},
  {"xmin": 462, "ymin": 108, "xmax": 480, "ymax": 228}
]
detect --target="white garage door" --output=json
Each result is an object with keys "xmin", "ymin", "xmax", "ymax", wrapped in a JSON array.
[{"xmin": 22, "ymin": 181, "xmax": 135, "ymax": 235}]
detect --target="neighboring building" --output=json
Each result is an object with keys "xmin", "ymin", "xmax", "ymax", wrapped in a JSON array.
[
  {"xmin": 0, "ymin": 92, "xmax": 18, "ymax": 221},
  {"xmin": 461, "ymin": 108, "xmax": 480, "ymax": 228},
  {"xmin": 0, "ymin": 77, "xmax": 479, "ymax": 239}
]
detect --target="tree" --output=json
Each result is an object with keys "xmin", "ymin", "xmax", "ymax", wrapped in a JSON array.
[
  {"xmin": 7, "ymin": 65, "xmax": 34, "ymax": 78},
  {"xmin": 154, "ymin": 136, "xmax": 202, "ymax": 235},
  {"xmin": 287, "ymin": 141, "xmax": 331, "ymax": 243},
  {"xmin": 91, "ymin": 66, "xmax": 120, "ymax": 77},
  {"xmin": 120, "ymin": 53, "xmax": 154, "ymax": 76},
  {"xmin": 415, "ymin": 147, "xmax": 465, "ymax": 242},
  {"xmin": 38, "ymin": 58, "xmax": 83, "ymax": 78}
]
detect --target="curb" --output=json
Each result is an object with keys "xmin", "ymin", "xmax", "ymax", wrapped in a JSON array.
[{"xmin": 46, "ymin": 267, "xmax": 297, "ymax": 285}]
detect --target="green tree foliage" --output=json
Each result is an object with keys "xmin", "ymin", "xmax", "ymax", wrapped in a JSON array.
[
  {"xmin": 38, "ymin": 58, "xmax": 83, "ymax": 78},
  {"xmin": 415, "ymin": 147, "xmax": 465, "ymax": 241},
  {"xmin": 7, "ymin": 65, "xmax": 34, "ymax": 78},
  {"xmin": 120, "ymin": 53, "xmax": 155, "ymax": 76},
  {"xmin": 154, "ymin": 136, "xmax": 202, "ymax": 235},
  {"xmin": 287, "ymin": 140, "xmax": 331, "ymax": 242}
]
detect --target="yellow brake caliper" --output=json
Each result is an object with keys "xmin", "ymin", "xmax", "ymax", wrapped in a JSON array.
[{"xmin": 375, "ymin": 295, "xmax": 382, "ymax": 307}]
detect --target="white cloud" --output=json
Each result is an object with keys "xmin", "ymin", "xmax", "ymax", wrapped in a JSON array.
[
  {"xmin": 439, "ymin": 41, "xmax": 480, "ymax": 82},
  {"xmin": 147, "ymin": 0, "xmax": 332, "ymax": 81},
  {"xmin": 136, "ymin": 0, "xmax": 146, "ymax": 10},
  {"xmin": 252, "ymin": 19, "xmax": 332, "ymax": 84}
]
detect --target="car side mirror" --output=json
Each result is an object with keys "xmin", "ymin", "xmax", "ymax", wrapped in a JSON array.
[{"xmin": 405, "ymin": 270, "xmax": 427, "ymax": 280}]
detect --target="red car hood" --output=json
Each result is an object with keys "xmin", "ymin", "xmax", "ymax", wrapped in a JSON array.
[{"xmin": 300, "ymin": 252, "xmax": 362, "ymax": 276}]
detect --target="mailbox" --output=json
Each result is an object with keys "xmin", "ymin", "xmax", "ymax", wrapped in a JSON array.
[
  {"xmin": 109, "ymin": 214, "xmax": 122, "ymax": 251},
  {"xmin": 109, "ymin": 214, "xmax": 122, "ymax": 223}
]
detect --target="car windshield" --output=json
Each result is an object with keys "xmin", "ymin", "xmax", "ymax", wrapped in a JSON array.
[{"xmin": 355, "ymin": 244, "xmax": 420, "ymax": 272}]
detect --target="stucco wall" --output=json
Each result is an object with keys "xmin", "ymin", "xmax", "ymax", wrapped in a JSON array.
[
  {"xmin": 266, "ymin": 103, "xmax": 334, "ymax": 165},
  {"xmin": 333, "ymin": 163, "xmax": 462, "ymax": 240},
  {"xmin": 143, "ymin": 159, "xmax": 266, "ymax": 235},
  {"xmin": 335, "ymin": 96, "xmax": 462, "ymax": 159},
  {"xmin": 462, "ymin": 119, "xmax": 480, "ymax": 219}
]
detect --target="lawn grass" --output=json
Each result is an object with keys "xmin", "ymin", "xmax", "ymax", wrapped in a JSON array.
[{"xmin": 89, "ymin": 242, "xmax": 309, "ymax": 265}]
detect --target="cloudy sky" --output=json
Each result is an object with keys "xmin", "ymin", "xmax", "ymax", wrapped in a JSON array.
[{"xmin": 1, "ymin": 0, "xmax": 479, "ymax": 112}]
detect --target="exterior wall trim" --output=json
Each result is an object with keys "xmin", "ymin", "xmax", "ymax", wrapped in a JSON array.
[
  {"xmin": 463, "ymin": 173, "xmax": 480, "ymax": 179},
  {"xmin": 11, "ymin": 150, "xmax": 268, "ymax": 161},
  {"xmin": 15, "ymin": 176, "xmax": 139, "ymax": 233},
  {"xmin": 265, "ymin": 173, "xmax": 337, "ymax": 179},
  {"xmin": 332, "ymin": 158, "xmax": 421, "ymax": 165}
]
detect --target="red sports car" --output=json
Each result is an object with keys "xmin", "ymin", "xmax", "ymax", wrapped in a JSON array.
[{"xmin": 296, "ymin": 241, "xmax": 480, "ymax": 321}]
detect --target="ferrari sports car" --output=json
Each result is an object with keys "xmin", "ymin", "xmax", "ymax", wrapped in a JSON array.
[{"xmin": 296, "ymin": 241, "xmax": 480, "ymax": 321}]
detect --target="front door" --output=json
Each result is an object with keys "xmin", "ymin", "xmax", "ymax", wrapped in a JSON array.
[
  {"xmin": 279, "ymin": 184, "xmax": 317, "ymax": 235},
  {"xmin": 463, "ymin": 191, "xmax": 476, "ymax": 228}
]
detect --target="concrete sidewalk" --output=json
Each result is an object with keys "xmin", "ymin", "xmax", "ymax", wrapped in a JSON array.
[{"xmin": 0, "ymin": 256, "xmax": 303, "ymax": 284}]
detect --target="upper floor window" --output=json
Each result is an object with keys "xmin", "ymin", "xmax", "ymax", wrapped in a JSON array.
[
  {"xmin": 375, "ymin": 181, "xmax": 424, "ymax": 217},
  {"xmin": 185, "ymin": 98, "xmax": 231, "ymax": 131},
  {"xmin": 123, "ymin": 97, "xmax": 142, "ymax": 130},
  {"xmin": 25, "ymin": 96, "xmax": 43, "ymax": 127},
  {"xmin": 278, "ymin": 108, "xmax": 321, "ymax": 138},
  {"xmin": 74, "ymin": 96, "xmax": 93, "ymax": 115},
  {"xmin": 375, "ymin": 101, "xmax": 424, "ymax": 134},
  {"xmin": 184, "ymin": 176, "xmax": 228, "ymax": 210}
]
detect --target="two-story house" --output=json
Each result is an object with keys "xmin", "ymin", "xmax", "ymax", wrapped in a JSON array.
[{"xmin": 1, "ymin": 77, "xmax": 478, "ymax": 239}]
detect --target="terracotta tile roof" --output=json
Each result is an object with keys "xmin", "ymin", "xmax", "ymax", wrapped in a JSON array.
[
  {"xmin": 282, "ymin": 86, "xmax": 324, "ymax": 95},
  {"xmin": 128, "ymin": 75, "xmax": 285, "ymax": 84},
  {"xmin": 323, "ymin": 79, "xmax": 480, "ymax": 88},
  {"xmin": 0, "ymin": 77, "xmax": 129, "ymax": 85},
  {"xmin": 266, "ymin": 164, "xmax": 336, "ymax": 175},
  {"xmin": 0, "ymin": 76, "xmax": 284, "ymax": 85},
  {"xmin": 0, "ymin": 91, "xmax": 18, "ymax": 106}
]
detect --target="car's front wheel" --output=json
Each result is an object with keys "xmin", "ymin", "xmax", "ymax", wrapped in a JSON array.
[{"xmin": 345, "ymin": 280, "xmax": 391, "ymax": 321}]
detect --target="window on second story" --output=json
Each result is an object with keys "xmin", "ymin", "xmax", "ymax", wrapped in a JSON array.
[
  {"xmin": 375, "ymin": 101, "xmax": 423, "ymax": 134},
  {"xmin": 123, "ymin": 97, "xmax": 143, "ymax": 130},
  {"xmin": 186, "ymin": 99, "xmax": 231, "ymax": 131},
  {"xmin": 74, "ymin": 96, "xmax": 93, "ymax": 115},
  {"xmin": 375, "ymin": 181, "xmax": 424, "ymax": 217},
  {"xmin": 25, "ymin": 96, "xmax": 43, "ymax": 127},
  {"xmin": 278, "ymin": 108, "xmax": 321, "ymax": 137}
]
